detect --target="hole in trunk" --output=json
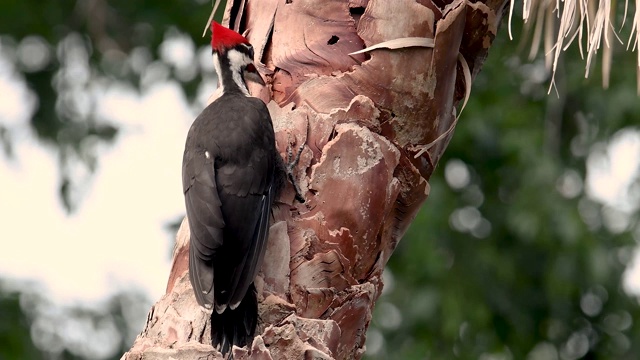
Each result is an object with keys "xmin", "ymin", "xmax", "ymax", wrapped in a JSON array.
[
  {"xmin": 349, "ymin": 6, "xmax": 365, "ymax": 26},
  {"xmin": 349, "ymin": 6, "xmax": 365, "ymax": 15},
  {"xmin": 327, "ymin": 35, "xmax": 339, "ymax": 45},
  {"xmin": 328, "ymin": 127, "xmax": 338, "ymax": 142}
]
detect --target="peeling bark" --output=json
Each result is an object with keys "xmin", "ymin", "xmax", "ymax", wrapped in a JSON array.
[{"xmin": 123, "ymin": 0, "xmax": 509, "ymax": 359}]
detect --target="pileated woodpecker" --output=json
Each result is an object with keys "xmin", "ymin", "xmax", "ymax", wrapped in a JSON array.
[{"xmin": 182, "ymin": 21, "xmax": 281, "ymax": 354}]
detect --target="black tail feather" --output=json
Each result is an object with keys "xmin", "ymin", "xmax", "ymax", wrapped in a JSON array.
[{"xmin": 211, "ymin": 283, "xmax": 258, "ymax": 356}]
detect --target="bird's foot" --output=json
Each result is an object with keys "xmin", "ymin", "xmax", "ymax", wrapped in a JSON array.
[{"xmin": 286, "ymin": 142, "xmax": 306, "ymax": 203}]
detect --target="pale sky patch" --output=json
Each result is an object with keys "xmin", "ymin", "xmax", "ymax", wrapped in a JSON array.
[
  {"xmin": 0, "ymin": 80, "xmax": 193, "ymax": 304},
  {"xmin": 586, "ymin": 129, "xmax": 640, "ymax": 213}
]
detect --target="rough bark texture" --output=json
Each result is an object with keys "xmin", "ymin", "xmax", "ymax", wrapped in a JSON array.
[{"xmin": 123, "ymin": 0, "xmax": 508, "ymax": 359}]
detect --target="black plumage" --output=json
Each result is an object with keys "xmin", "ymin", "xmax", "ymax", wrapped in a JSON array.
[
  {"xmin": 183, "ymin": 93, "xmax": 277, "ymax": 353},
  {"xmin": 182, "ymin": 23, "xmax": 279, "ymax": 355}
]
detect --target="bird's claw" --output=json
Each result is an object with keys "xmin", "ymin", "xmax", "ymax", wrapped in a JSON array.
[{"xmin": 286, "ymin": 142, "xmax": 306, "ymax": 203}]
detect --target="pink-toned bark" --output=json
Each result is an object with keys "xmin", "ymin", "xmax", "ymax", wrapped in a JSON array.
[{"xmin": 123, "ymin": 0, "xmax": 508, "ymax": 359}]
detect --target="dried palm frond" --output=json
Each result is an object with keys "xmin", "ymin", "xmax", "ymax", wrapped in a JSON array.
[{"xmin": 517, "ymin": 0, "xmax": 640, "ymax": 93}]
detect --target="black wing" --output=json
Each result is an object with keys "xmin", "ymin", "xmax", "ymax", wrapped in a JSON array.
[{"xmin": 183, "ymin": 148, "xmax": 224, "ymax": 308}]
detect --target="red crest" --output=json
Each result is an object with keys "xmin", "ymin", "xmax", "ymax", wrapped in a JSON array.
[{"xmin": 210, "ymin": 21, "xmax": 250, "ymax": 53}]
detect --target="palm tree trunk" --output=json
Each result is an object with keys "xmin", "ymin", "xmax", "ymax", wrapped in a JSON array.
[{"xmin": 123, "ymin": 0, "xmax": 509, "ymax": 358}]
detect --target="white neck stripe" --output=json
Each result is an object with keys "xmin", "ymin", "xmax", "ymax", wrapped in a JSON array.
[
  {"xmin": 227, "ymin": 49, "xmax": 250, "ymax": 96},
  {"xmin": 212, "ymin": 53, "xmax": 225, "ymax": 95}
]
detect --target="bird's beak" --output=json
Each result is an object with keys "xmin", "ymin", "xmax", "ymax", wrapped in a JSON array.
[{"xmin": 243, "ymin": 64, "xmax": 265, "ymax": 86}]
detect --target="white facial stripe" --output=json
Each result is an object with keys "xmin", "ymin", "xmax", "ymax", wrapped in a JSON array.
[
  {"xmin": 212, "ymin": 53, "xmax": 224, "ymax": 94},
  {"xmin": 227, "ymin": 48, "xmax": 251, "ymax": 96}
]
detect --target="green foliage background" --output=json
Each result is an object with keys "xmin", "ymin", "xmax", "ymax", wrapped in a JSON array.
[{"xmin": 1, "ymin": 2, "xmax": 639, "ymax": 359}]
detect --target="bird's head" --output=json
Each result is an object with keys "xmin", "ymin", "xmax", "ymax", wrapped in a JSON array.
[{"xmin": 210, "ymin": 21, "xmax": 264, "ymax": 86}]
